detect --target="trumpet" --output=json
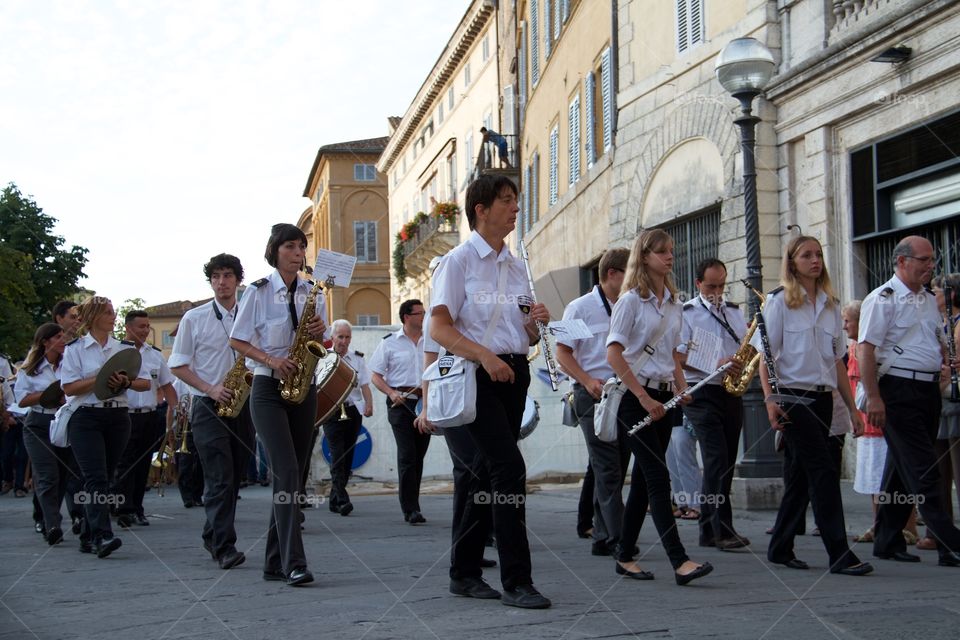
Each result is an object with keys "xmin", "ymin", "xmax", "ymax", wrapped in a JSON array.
[
  {"xmin": 518, "ymin": 240, "xmax": 560, "ymax": 391},
  {"xmin": 175, "ymin": 396, "xmax": 192, "ymax": 454}
]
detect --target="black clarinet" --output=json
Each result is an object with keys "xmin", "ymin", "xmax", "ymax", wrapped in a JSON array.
[{"xmin": 944, "ymin": 285, "xmax": 960, "ymax": 403}]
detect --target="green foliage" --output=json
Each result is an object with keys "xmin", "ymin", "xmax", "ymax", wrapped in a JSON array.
[
  {"xmin": 113, "ymin": 297, "xmax": 147, "ymax": 340},
  {"xmin": 393, "ymin": 234, "xmax": 407, "ymax": 285},
  {"xmin": 0, "ymin": 245, "xmax": 40, "ymax": 358}
]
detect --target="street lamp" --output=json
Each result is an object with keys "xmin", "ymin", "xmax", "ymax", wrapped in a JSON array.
[{"xmin": 715, "ymin": 37, "xmax": 779, "ymax": 481}]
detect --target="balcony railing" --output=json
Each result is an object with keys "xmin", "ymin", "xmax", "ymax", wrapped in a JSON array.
[
  {"xmin": 402, "ymin": 214, "xmax": 460, "ymax": 278},
  {"xmin": 830, "ymin": 0, "xmax": 889, "ymax": 36}
]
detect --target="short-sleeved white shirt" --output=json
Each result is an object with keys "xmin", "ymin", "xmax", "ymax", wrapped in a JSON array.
[
  {"xmin": 557, "ymin": 285, "xmax": 614, "ymax": 380},
  {"xmin": 858, "ymin": 274, "xmax": 943, "ymax": 373},
  {"xmin": 369, "ymin": 329, "xmax": 424, "ymax": 387},
  {"xmin": 679, "ymin": 295, "xmax": 749, "ymax": 383},
  {"xmin": 606, "ymin": 288, "xmax": 682, "ymax": 381},
  {"xmin": 127, "ymin": 344, "xmax": 174, "ymax": 410},
  {"xmin": 14, "ymin": 359, "xmax": 60, "ymax": 405},
  {"xmin": 169, "ymin": 300, "xmax": 238, "ymax": 397},
  {"xmin": 340, "ymin": 350, "xmax": 372, "ymax": 411},
  {"xmin": 61, "ymin": 335, "xmax": 149, "ymax": 406}
]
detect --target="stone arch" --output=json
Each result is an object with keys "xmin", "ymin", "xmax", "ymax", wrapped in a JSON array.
[{"xmin": 344, "ymin": 286, "xmax": 391, "ymax": 326}]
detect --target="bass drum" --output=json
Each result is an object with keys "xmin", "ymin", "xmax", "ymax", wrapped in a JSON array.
[
  {"xmin": 314, "ymin": 353, "xmax": 359, "ymax": 427},
  {"xmin": 519, "ymin": 395, "xmax": 540, "ymax": 440}
]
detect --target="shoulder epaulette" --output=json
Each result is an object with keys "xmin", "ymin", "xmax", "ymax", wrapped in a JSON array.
[
  {"xmin": 382, "ymin": 333, "xmax": 391, "ymax": 340},
  {"xmin": 354, "ymin": 350, "xmax": 364, "ymax": 357},
  {"xmin": 251, "ymin": 277, "xmax": 268, "ymax": 288},
  {"xmin": 683, "ymin": 301, "xmax": 695, "ymax": 310},
  {"xmin": 926, "ymin": 288, "xmax": 936, "ymax": 296},
  {"xmin": 65, "ymin": 338, "xmax": 79, "ymax": 346},
  {"xmin": 768, "ymin": 286, "xmax": 785, "ymax": 296},
  {"xmin": 879, "ymin": 287, "xmax": 895, "ymax": 298},
  {"xmin": 120, "ymin": 339, "xmax": 136, "ymax": 346},
  {"xmin": 725, "ymin": 301, "xmax": 740, "ymax": 309},
  {"xmin": 150, "ymin": 345, "xmax": 162, "ymax": 352}
]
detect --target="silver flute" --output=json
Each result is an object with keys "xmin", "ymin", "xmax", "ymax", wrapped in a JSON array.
[
  {"xmin": 518, "ymin": 240, "xmax": 560, "ymax": 391},
  {"xmin": 628, "ymin": 362, "xmax": 733, "ymax": 435}
]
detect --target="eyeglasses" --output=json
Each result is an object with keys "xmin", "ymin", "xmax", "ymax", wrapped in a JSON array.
[
  {"xmin": 406, "ymin": 311, "xmax": 426, "ymax": 316},
  {"xmin": 905, "ymin": 255, "xmax": 935, "ymax": 264}
]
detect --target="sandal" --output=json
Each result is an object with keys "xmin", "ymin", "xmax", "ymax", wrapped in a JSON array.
[
  {"xmin": 852, "ymin": 528, "xmax": 874, "ymax": 543},
  {"xmin": 680, "ymin": 509, "xmax": 700, "ymax": 520},
  {"xmin": 916, "ymin": 535, "xmax": 936, "ymax": 550}
]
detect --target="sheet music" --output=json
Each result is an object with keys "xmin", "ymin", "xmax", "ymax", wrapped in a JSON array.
[
  {"xmin": 685, "ymin": 326, "xmax": 722, "ymax": 373},
  {"xmin": 547, "ymin": 319, "xmax": 592, "ymax": 340},
  {"xmin": 314, "ymin": 250, "xmax": 357, "ymax": 287}
]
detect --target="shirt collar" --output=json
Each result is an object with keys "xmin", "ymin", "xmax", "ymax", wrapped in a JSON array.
[
  {"xmin": 890, "ymin": 274, "xmax": 913, "ymax": 298},
  {"xmin": 698, "ymin": 293, "xmax": 724, "ymax": 311},
  {"xmin": 467, "ymin": 230, "xmax": 511, "ymax": 263},
  {"xmin": 212, "ymin": 299, "xmax": 235, "ymax": 319},
  {"xmin": 269, "ymin": 270, "xmax": 308, "ymax": 293},
  {"xmin": 636, "ymin": 288, "xmax": 673, "ymax": 305}
]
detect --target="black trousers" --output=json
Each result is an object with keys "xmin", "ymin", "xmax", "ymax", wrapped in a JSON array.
[
  {"xmin": 682, "ymin": 385, "xmax": 744, "ymax": 544},
  {"xmin": 191, "ymin": 397, "xmax": 247, "ymax": 559},
  {"xmin": 322, "ymin": 404, "xmax": 362, "ymax": 508},
  {"xmin": 577, "ymin": 462, "xmax": 595, "ymax": 537},
  {"xmin": 386, "ymin": 397, "xmax": 431, "ymax": 515},
  {"xmin": 874, "ymin": 376, "xmax": 960, "ymax": 559},
  {"xmin": 445, "ymin": 421, "xmax": 493, "ymax": 580},
  {"xmin": 68, "ymin": 407, "xmax": 130, "ymax": 544},
  {"xmin": 22, "ymin": 413, "xmax": 74, "ymax": 532},
  {"xmin": 176, "ymin": 426, "xmax": 204, "ymax": 506},
  {"xmin": 250, "ymin": 376, "xmax": 315, "ymax": 575},
  {"xmin": 617, "ymin": 388, "xmax": 689, "ymax": 569},
  {"xmin": 113, "ymin": 411, "xmax": 164, "ymax": 515},
  {"xmin": 456, "ymin": 355, "xmax": 532, "ymax": 590},
  {"xmin": 574, "ymin": 384, "xmax": 630, "ymax": 547},
  {"xmin": 768, "ymin": 391, "xmax": 860, "ymax": 570}
]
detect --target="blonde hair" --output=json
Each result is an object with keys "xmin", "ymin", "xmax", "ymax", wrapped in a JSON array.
[
  {"xmin": 76, "ymin": 296, "xmax": 113, "ymax": 337},
  {"xmin": 621, "ymin": 229, "xmax": 678, "ymax": 299},
  {"xmin": 781, "ymin": 236, "xmax": 836, "ymax": 309}
]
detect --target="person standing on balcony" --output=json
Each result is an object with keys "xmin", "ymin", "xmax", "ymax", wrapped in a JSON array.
[{"xmin": 480, "ymin": 127, "xmax": 511, "ymax": 169}]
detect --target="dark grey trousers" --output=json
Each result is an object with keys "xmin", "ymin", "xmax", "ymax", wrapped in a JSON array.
[
  {"xmin": 68, "ymin": 407, "xmax": 130, "ymax": 543},
  {"xmin": 22, "ymin": 413, "xmax": 73, "ymax": 532}
]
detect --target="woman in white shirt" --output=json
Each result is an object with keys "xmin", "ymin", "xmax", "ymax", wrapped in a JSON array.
[{"xmin": 606, "ymin": 228, "xmax": 712, "ymax": 586}]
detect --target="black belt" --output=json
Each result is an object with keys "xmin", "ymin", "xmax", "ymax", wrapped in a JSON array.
[
  {"xmin": 781, "ymin": 386, "xmax": 831, "ymax": 396},
  {"xmin": 129, "ymin": 407, "xmax": 156, "ymax": 414},
  {"xmin": 641, "ymin": 378, "xmax": 671, "ymax": 393},
  {"xmin": 497, "ymin": 354, "xmax": 528, "ymax": 365}
]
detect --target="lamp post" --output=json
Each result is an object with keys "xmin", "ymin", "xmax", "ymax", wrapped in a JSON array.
[{"xmin": 715, "ymin": 37, "xmax": 780, "ymax": 480}]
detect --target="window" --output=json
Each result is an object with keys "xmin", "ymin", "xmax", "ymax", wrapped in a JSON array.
[
  {"xmin": 503, "ymin": 85, "xmax": 516, "ymax": 138},
  {"xmin": 357, "ymin": 314, "xmax": 380, "ymax": 327},
  {"xmin": 162, "ymin": 330, "xmax": 174, "ymax": 348},
  {"xmin": 314, "ymin": 181, "xmax": 324, "ymax": 204},
  {"xmin": 464, "ymin": 62, "xmax": 471, "ymax": 87},
  {"xmin": 658, "ymin": 207, "xmax": 720, "ymax": 296},
  {"xmin": 544, "ymin": 0, "xmax": 552, "ymax": 59},
  {"xmin": 549, "ymin": 125, "xmax": 559, "ymax": 206},
  {"xmin": 532, "ymin": 151, "xmax": 540, "ymax": 226},
  {"xmin": 446, "ymin": 151, "xmax": 457, "ymax": 199},
  {"xmin": 354, "ymin": 221, "xmax": 378, "ymax": 263},
  {"xmin": 482, "ymin": 33, "xmax": 490, "ymax": 62},
  {"xmin": 530, "ymin": 0, "xmax": 540, "ymax": 86},
  {"xmin": 677, "ymin": 0, "xmax": 705, "ymax": 54},
  {"xmin": 522, "ymin": 164, "xmax": 531, "ymax": 238},
  {"xmin": 600, "ymin": 47, "xmax": 614, "ymax": 152},
  {"xmin": 483, "ymin": 110, "xmax": 493, "ymax": 131},
  {"xmin": 519, "ymin": 21, "xmax": 527, "ymax": 117},
  {"xmin": 568, "ymin": 94, "xmax": 581, "ymax": 186},
  {"xmin": 465, "ymin": 131, "xmax": 475, "ymax": 180},
  {"xmin": 448, "ymin": 87, "xmax": 455, "ymax": 110},
  {"xmin": 584, "ymin": 72, "xmax": 596, "ymax": 167},
  {"xmin": 354, "ymin": 164, "xmax": 376, "ymax": 181},
  {"xmin": 438, "ymin": 102, "xmax": 444, "ymax": 125}
]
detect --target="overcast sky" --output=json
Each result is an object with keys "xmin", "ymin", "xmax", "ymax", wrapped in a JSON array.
[{"xmin": 0, "ymin": 0, "xmax": 468, "ymax": 307}]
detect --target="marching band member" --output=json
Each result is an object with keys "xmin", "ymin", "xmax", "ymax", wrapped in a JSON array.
[
  {"xmin": 114, "ymin": 310, "xmax": 176, "ymax": 528},
  {"xmin": 171, "ymin": 377, "xmax": 204, "ymax": 508},
  {"xmin": 369, "ymin": 299, "xmax": 430, "ymax": 524},
  {"xmin": 230, "ymin": 224, "xmax": 327, "ymax": 586},
  {"xmin": 320, "ymin": 319, "xmax": 373, "ymax": 516},
  {"xmin": 430, "ymin": 174, "xmax": 551, "ymax": 609},
  {"xmin": 676, "ymin": 258, "xmax": 751, "ymax": 551},
  {"xmin": 606, "ymin": 228, "xmax": 712, "ymax": 585},
  {"xmin": 753, "ymin": 235, "xmax": 871, "ymax": 575},
  {"xmin": 170, "ymin": 253, "xmax": 248, "ymax": 570},
  {"xmin": 859, "ymin": 236, "xmax": 960, "ymax": 566},
  {"xmin": 61, "ymin": 296, "xmax": 149, "ymax": 558},
  {"xmin": 53, "ymin": 300, "xmax": 81, "ymax": 340},
  {"xmin": 15, "ymin": 323, "xmax": 69, "ymax": 544},
  {"xmin": 555, "ymin": 247, "xmax": 630, "ymax": 557}
]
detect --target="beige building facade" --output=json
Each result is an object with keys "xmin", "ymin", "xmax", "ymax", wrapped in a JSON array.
[{"xmin": 301, "ymin": 138, "xmax": 392, "ymax": 327}]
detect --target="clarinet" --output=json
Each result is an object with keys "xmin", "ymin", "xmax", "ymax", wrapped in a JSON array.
[
  {"xmin": 518, "ymin": 240, "xmax": 560, "ymax": 391},
  {"xmin": 740, "ymin": 279, "xmax": 783, "ymax": 407},
  {"xmin": 628, "ymin": 362, "xmax": 733, "ymax": 435},
  {"xmin": 944, "ymin": 285, "xmax": 960, "ymax": 403}
]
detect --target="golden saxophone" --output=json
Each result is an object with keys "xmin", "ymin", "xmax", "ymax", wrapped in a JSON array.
[
  {"xmin": 279, "ymin": 278, "xmax": 328, "ymax": 404},
  {"xmin": 721, "ymin": 285, "xmax": 766, "ymax": 396},
  {"xmin": 216, "ymin": 355, "xmax": 253, "ymax": 418}
]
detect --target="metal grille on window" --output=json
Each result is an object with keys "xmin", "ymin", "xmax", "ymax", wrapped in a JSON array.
[
  {"xmin": 659, "ymin": 207, "xmax": 720, "ymax": 298},
  {"xmin": 863, "ymin": 218, "xmax": 960, "ymax": 291}
]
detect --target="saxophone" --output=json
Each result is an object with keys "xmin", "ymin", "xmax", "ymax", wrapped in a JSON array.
[
  {"xmin": 215, "ymin": 355, "xmax": 254, "ymax": 418},
  {"xmin": 721, "ymin": 284, "xmax": 766, "ymax": 396},
  {"xmin": 278, "ymin": 278, "xmax": 328, "ymax": 404}
]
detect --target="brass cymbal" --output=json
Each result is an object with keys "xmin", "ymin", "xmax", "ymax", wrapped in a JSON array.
[
  {"xmin": 38, "ymin": 381, "xmax": 63, "ymax": 409},
  {"xmin": 93, "ymin": 349, "xmax": 142, "ymax": 400}
]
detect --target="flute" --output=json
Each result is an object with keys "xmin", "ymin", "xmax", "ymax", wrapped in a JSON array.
[
  {"xmin": 628, "ymin": 362, "xmax": 733, "ymax": 435},
  {"xmin": 518, "ymin": 240, "xmax": 560, "ymax": 391},
  {"xmin": 944, "ymin": 285, "xmax": 960, "ymax": 403}
]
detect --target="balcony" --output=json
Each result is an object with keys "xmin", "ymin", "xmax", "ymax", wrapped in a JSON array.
[
  {"xmin": 401, "ymin": 212, "xmax": 460, "ymax": 279},
  {"xmin": 829, "ymin": 0, "xmax": 898, "ymax": 38},
  {"xmin": 477, "ymin": 133, "xmax": 520, "ymax": 184}
]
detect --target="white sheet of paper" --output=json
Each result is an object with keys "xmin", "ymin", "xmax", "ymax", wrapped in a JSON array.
[
  {"xmin": 685, "ymin": 326, "xmax": 722, "ymax": 373},
  {"xmin": 547, "ymin": 319, "xmax": 592, "ymax": 340},
  {"xmin": 313, "ymin": 250, "xmax": 357, "ymax": 288},
  {"xmin": 6, "ymin": 403, "xmax": 27, "ymax": 417}
]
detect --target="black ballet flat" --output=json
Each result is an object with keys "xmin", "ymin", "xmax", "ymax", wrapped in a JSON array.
[
  {"xmin": 675, "ymin": 562, "xmax": 713, "ymax": 586},
  {"xmin": 616, "ymin": 563, "xmax": 654, "ymax": 580},
  {"xmin": 832, "ymin": 562, "xmax": 874, "ymax": 576}
]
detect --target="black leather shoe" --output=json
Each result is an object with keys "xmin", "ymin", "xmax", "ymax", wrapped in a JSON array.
[
  {"xmin": 778, "ymin": 558, "xmax": 809, "ymax": 570},
  {"xmin": 832, "ymin": 562, "xmax": 874, "ymax": 576},
  {"xmin": 262, "ymin": 569, "xmax": 285, "ymax": 582},
  {"xmin": 339, "ymin": 502, "xmax": 354, "ymax": 517},
  {"xmin": 407, "ymin": 511, "xmax": 426, "ymax": 524},
  {"xmin": 938, "ymin": 551, "xmax": 960, "ymax": 567},
  {"xmin": 501, "ymin": 584, "xmax": 551, "ymax": 609},
  {"xmin": 675, "ymin": 562, "xmax": 713, "ymax": 586},
  {"xmin": 203, "ymin": 540, "xmax": 216, "ymax": 560},
  {"xmin": 218, "ymin": 550, "xmax": 246, "ymax": 570},
  {"xmin": 183, "ymin": 499, "xmax": 195, "ymax": 508},
  {"xmin": 480, "ymin": 557, "xmax": 497, "ymax": 568},
  {"xmin": 286, "ymin": 568, "xmax": 314, "ymax": 586},
  {"xmin": 116, "ymin": 515, "xmax": 134, "ymax": 529},
  {"xmin": 71, "ymin": 517, "xmax": 82, "ymax": 535},
  {"xmin": 699, "ymin": 538, "xmax": 716, "ymax": 548},
  {"xmin": 134, "ymin": 514, "xmax": 150, "ymax": 526},
  {"xmin": 79, "ymin": 541, "xmax": 94, "ymax": 554},
  {"xmin": 450, "ymin": 577, "xmax": 501, "ymax": 599},
  {"xmin": 715, "ymin": 537, "xmax": 748, "ymax": 551},
  {"xmin": 329, "ymin": 502, "xmax": 341, "ymax": 514},
  {"xmin": 46, "ymin": 526, "xmax": 64, "ymax": 546},
  {"xmin": 616, "ymin": 563, "xmax": 654, "ymax": 580},
  {"xmin": 96, "ymin": 537, "xmax": 122, "ymax": 558},
  {"xmin": 875, "ymin": 551, "xmax": 921, "ymax": 563},
  {"xmin": 591, "ymin": 541, "xmax": 611, "ymax": 556}
]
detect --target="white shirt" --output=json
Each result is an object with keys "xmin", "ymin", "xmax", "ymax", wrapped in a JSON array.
[
  {"xmin": 170, "ymin": 300, "xmax": 238, "ymax": 397},
  {"xmin": 13, "ymin": 358, "xmax": 60, "ymax": 406},
  {"xmin": 127, "ymin": 343, "xmax": 174, "ymax": 410},
  {"xmin": 557, "ymin": 285, "xmax": 615, "ymax": 380},
  {"xmin": 749, "ymin": 287, "xmax": 843, "ymax": 389},
  {"xmin": 0, "ymin": 356, "xmax": 15, "ymax": 406},
  {"xmin": 230, "ymin": 270, "xmax": 329, "ymax": 375},
  {"xmin": 679, "ymin": 295, "xmax": 750, "ymax": 384},
  {"xmin": 859, "ymin": 274, "xmax": 943, "ymax": 373},
  {"xmin": 340, "ymin": 350, "xmax": 372, "ymax": 411},
  {"xmin": 61, "ymin": 335, "xmax": 148, "ymax": 407},
  {"xmin": 606, "ymin": 288, "xmax": 682, "ymax": 382},
  {"xmin": 369, "ymin": 329, "xmax": 425, "ymax": 387}
]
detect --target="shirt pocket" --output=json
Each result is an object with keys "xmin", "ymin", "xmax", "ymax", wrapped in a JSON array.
[
  {"xmin": 782, "ymin": 312, "xmax": 810, "ymax": 359},
  {"xmin": 464, "ymin": 281, "xmax": 495, "ymax": 324},
  {"xmin": 266, "ymin": 322, "xmax": 291, "ymax": 351},
  {"xmin": 817, "ymin": 322, "xmax": 840, "ymax": 362}
]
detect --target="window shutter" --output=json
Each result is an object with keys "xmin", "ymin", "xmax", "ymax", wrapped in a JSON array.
[
  {"xmin": 584, "ymin": 72, "xmax": 596, "ymax": 167},
  {"xmin": 530, "ymin": 0, "xmax": 540, "ymax": 85},
  {"xmin": 549, "ymin": 126, "xmax": 559, "ymax": 206},
  {"xmin": 519, "ymin": 22, "xmax": 527, "ymax": 118},
  {"xmin": 522, "ymin": 164, "xmax": 531, "ymax": 238},
  {"xmin": 354, "ymin": 222, "xmax": 365, "ymax": 262},
  {"xmin": 366, "ymin": 222, "xmax": 377, "ymax": 263},
  {"xmin": 503, "ymin": 85, "xmax": 515, "ymax": 137},
  {"xmin": 568, "ymin": 95, "xmax": 580, "ymax": 185},
  {"xmin": 677, "ymin": 0, "xmax": 689, "ymax": 53},
  {"xmin": 690, "ymin": 0, "xmax": 703, "ymax": 47},
  {"xmin": 601, "ymin": 48, "xmax": 613, "ymax": 151},
  {"xmin": 532, "ymin": 152, "xmax": 540, "ymax": 227},
  {"xmin": 562, "ymin": 0, "xmax": 570, "ymax": 24},
  {"xmin": 544, "ymin": 0, "xmax": 552, "ymax": 59},
  {"xmin": 554, "ymin": 0, "xmax": 561, "ymax": 39}
]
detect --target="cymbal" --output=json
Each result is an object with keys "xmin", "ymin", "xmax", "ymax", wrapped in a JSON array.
[
  {"xmin": 38, "ymin": 381, "xmax": 63, "ymax": 409},
  {"xmin": 94, "ymin": 349, "xmax": 142, "ymax": 400}
]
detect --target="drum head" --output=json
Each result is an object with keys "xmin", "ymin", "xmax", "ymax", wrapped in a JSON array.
[{"xmin": 519, "ymin": 396, "xmax": 540, "ymax": 440}]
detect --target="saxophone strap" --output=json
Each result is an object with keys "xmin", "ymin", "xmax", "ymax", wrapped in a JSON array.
[
  {"xmin": 287, "ymin": 279, "xmax": 300, "ymax": 330},
  {"xmin": 210, "ymin": 301, "xmax": 239, "ymax": 360},
  {"xmin": 701, "ymin": 298, "xmax": 741, "ymax": 344}
]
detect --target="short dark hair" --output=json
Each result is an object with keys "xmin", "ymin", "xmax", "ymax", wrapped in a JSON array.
[
  {"xmin": 598, "ymin": 248, "xmax": 630, "ymax": 282},
  {"xmin": 203, "ymin": 253, "xmax": 244, "ymax": 283},
  {"xmin": 695, "ymin": 258, "xmax": 727, "ymax": 282},
  {"xmin": 52, "ymin": 300, "xmax": 77, "ymax": 321},
  {"xmin": 264, "ymin": 223, "xmax": 308, "ymax": 268},
  {"xmin": 125, "ymin": 310, "xmax": 149, "ymax": 325},
  {"xmin": 465, "ymin": 174, "xmax": 518, "ymax": 231},
  {"xmin": 399, "ymin": 299, "xmax": 423, "ymax": 324}
]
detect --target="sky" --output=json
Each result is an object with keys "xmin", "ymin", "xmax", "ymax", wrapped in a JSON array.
[{"xmin": 0, "ymin": 0, "xmax": 469, "ymax": 307}]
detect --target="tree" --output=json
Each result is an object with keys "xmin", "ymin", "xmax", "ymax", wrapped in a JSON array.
[
  {"xmin": 0, "ymin": 245, "xmax": 39, "ymax": 358},
  {"xmin": 113, "ymin": 297, "xmax": 147, "ymax": 340},
  {"xmin": 0, "ymin": 183, "xmax": 89, "ymax": 332}
]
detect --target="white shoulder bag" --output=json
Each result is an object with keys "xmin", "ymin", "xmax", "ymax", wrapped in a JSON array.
[
  {"xmin": 855, "ymin": 321, "xmax": 922, "ymax": 411},
  {"xmin": 50, "ymin": 398, "xmax": 79, "ymax": 448}
]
